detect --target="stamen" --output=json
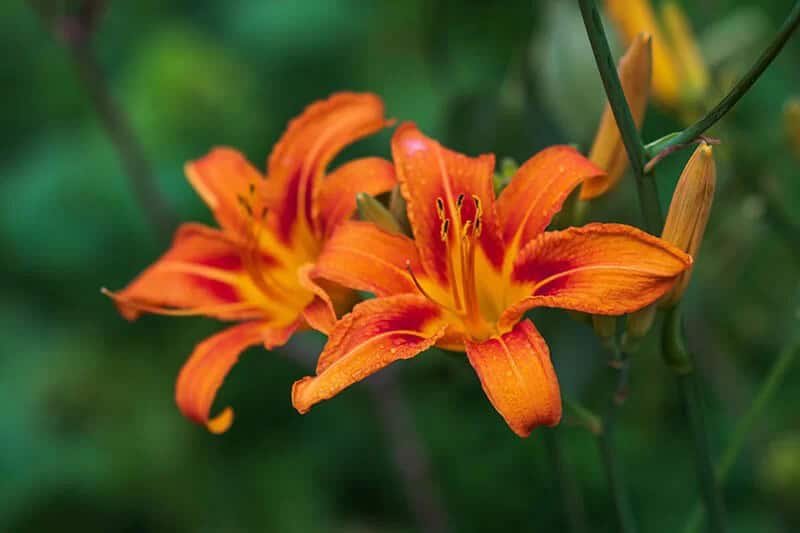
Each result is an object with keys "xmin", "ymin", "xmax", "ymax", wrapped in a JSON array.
[
  {"xmin": 404, "ymin": 260, "xmax": 461, "ymax": 315},
  {"xmin": 237, "ymin": 194, "xmax": 253, "ymax": 217},
  {"xmin": 471, "ymin": 195, "xmax": 483, "ymax": 237},
  {"xmin": 435, "ymin": 197, "xmax": 446, "ymax": 220}
]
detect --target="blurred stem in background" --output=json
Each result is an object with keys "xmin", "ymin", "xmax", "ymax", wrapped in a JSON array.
[
  {"xmin": 365, "ymin": 370, "xmax": 450, "ymax": 533},
  {"xmin": 287, "ymin": 349, "xmax": 452, "ymax": 533},
  {"xmin": 684, "ymin": 328, "xmax": 800, "ymax": 533},
  {"xmin": 598, "ymin": 340, "xmax": 637, "ymax": 533},
  {"xmin": 543, "ymin": 429, "xmax": 588, "ymax": 533},
  {"xmin": 662, "ymin": 306, "xmax": 727, "ymax": 533},
  {"xmin": 29, "ymin": 0, "xmax": 176, "ymax": 238}
]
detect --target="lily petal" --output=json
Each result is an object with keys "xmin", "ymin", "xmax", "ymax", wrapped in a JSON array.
[
  {"xmin": 500, "ymin": 223, "xmax": 691, "ymax": 329},
  {"xmin": 496, "ymin": 146, "xmax": 604, "ymax": 257},
  {"xmin": 108, "ymin": 223, "xmax": 263, "ymax": 321},
  {"xmin": 265, "ymin": 92, "xmax": 390, "ymax": 244},
  {"xmin": 176, "ymin": 320, "xmax": 297, "ymax": 433},
  {"xmin": 391, "ymin": 123, "xmax": 505, "ymax": 285},
  {"xmin": 297, "ymin": 263, "xmax": 358, "ymax": 335},
  {"xmin": 314, "ymin": 221, "xmax": 423, "ymax": 297},
  {"xmin": 185, "ymin": 148, "xmax": 265, "ymax": 238},
  {"xmin": 315, "ymin": 157, "xmax": 396, "ymax": 238},
  {"xmin": 292, "ymin": 295, "xmax": 446, "ymax": 414},
  {"xmin": 465, "ymin": 319, "xmax": 561, "ymax": 437}
]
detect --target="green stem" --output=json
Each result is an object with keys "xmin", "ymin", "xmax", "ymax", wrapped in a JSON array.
[
  {"xmin": 576, "ymin": 0, "xmax": 663, "ymax": 234},
  {"xmin": 649, "ymin": 0, "xmax": 800, "ymax": 156},
  {"xmin": 598, "ymin": 341, "xmax": 638, "ymax": 533},
  {"xmin": 683, "ymin": 336, "xmax": 800, "ymax": 533},
  {"xmin": 663, "ymin": 307, "xmax": 728, "ymax": 533},
  {"xmin": 544, "ymin": 429, "xmax": 589, "ymax": 533}
]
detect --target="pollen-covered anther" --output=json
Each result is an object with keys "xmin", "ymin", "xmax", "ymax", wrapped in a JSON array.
[
  {"xmin": 440, "ymin": 219, "xmax": 450, "ymax": 241},
  {"xmin": 435, "ymin": 197, "xmax": 446, "ymax": 220},
  {"xmin": 471, "ymin": 195, "xmax": 483, "ymax": 237}
]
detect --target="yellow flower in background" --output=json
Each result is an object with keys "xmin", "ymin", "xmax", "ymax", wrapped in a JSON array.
[
  {"xmin": 605, "ymin": 0, "xmax": 709, "ymax": 111},
  {"xmin": 581, "ymin": 33, "xmax": 652, "ymax": 200}
]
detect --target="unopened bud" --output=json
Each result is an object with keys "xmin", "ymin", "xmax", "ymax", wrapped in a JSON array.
[
  {"xmin": 661, "ymin": 2, "xmax": 709, "ymax": 104},
  {"xmin": 582, "ymin": 33, "xmax": 652, "ymax": 200},
  {"xmin": 388, "ymin": 185, "xmax": 412, "ymax": 236},
  {"xmin": 784, "ymin": 99, "xmax": 800, "ymax": 158},
  {"xmin": 356, "ymin": 192, "xmax": 402, "ymax": 235},
  {"xmin": 660, "ymin": 142, "xmax": 716, "ymax": 307}
]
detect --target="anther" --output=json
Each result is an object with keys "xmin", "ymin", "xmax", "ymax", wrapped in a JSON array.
[
  {"xmin": 440, "ymin": 219, "xmax": 450, "ymax": 241},
  {"xmin": 435, "ymin": 197, "xmax": 445, "ymax": 220},
  {"xmin": 237, "ymin": 194, "xmax": 253, "ymax": 217},
  {"xmin": 456, "ymin": 193, "xmax": 465, "ymax": 208},
  {"xmin": 472, "ymin": 194, "xmax": 482, "ymax": 214},
  {"xmin": 248, "ymin": 183, "xmax": 255, "ymax": 196}
]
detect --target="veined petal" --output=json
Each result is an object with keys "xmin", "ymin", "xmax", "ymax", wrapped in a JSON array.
[
  {"xmin": 391, "ymin": 123, "xmax": 505, "ymax": 285},
  {"xmin": 176, "ymin": 320, "xmax": 297, "ymax": 433},
  {"xmin": 314, "ymin": 221, "xmax": 423, "ymax": 297},
  {"xmin": 496, "ymin": 146, "xmax": 604, "ymax": 258},
  {"xmin": 499, "ymin": 223, "xmax": 691, "ymax": 329},
  {"xmin": 292, "ymin": 295, "xmax": 446, "ymax": 414},
  {"xmin": 265, "ymin": 92, "xmax": 390, "ymax": 244},
  {"xmin": 465, "ymin": 319, "xmax": 561, "ymax": 437},
  {"xmin": 315, "ymin": 157, "xmax": 396, "ymax": 238},
  {"xmin": 108, "ymin": 223, "xmax": 264, "ymax": 321},
  {"xmin": 185, "ymin": 148, "xmax": 265, "ymax": 238}
]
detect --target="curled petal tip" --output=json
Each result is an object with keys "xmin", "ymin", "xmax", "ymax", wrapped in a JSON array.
[
  {"xmin": 206, "ymin": 407, "xmax": 234, "ymax": 434},
  {"xmin": 291, "ymin": 377, "xmax": 314, "ymax": 415}
]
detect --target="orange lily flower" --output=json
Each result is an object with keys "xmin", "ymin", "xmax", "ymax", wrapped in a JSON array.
[
  {"xmin": 292, "ymin": 123, "xmax": 692, "ymax": 437},
  {"xmin": 105, "ymin": 92, "xmax": 395, "ymax": 433}
]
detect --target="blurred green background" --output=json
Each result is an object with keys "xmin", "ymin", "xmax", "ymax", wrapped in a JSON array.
[{"xmin": 3, "ymin": 1, "xmax": 800, "ymax": 531}]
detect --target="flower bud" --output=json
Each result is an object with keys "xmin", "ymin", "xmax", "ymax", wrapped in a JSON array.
[
  {"xmin": 784, "ymin": 98, "xmax": 800, "ymax": 158},
  {"xmin": 605, "ymin": 0, "xmax": 682, "ymax": 108},
  {"xmin": 388, "ymin": 184, "xmax": 412, "ymax": 236},
  {"xmin": 661, "ymin": 1, "xmax": 709, "ymax": 104},
  {"xmin": 356, "ymin": 192, "xmax": 402, "ymax": 235},
  {"xmin": 581, "ymin": 33, "xmax": 652, "ymax": 200},
  {"xmin": 660, "ymin": 142, "xmax": 716, "ymax": 307}
]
